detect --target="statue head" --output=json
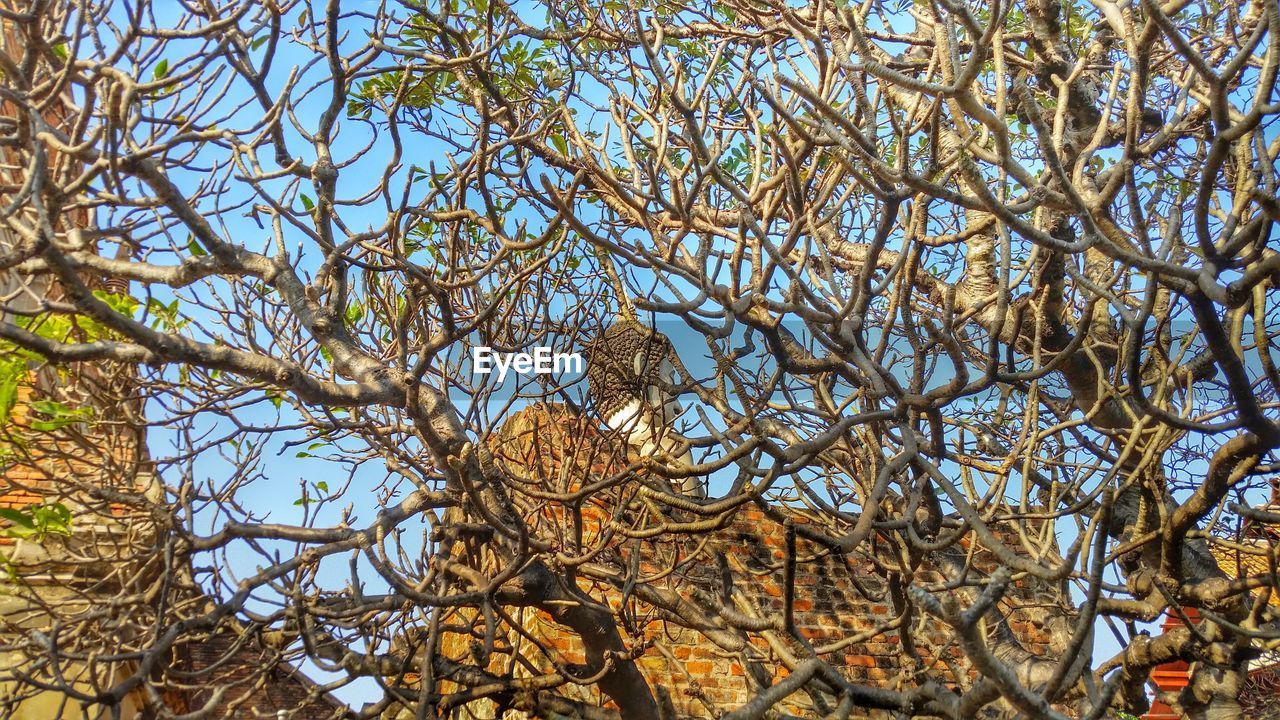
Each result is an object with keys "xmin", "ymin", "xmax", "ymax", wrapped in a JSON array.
[{"xmin": 583, "ymin": 320, "xmax": 678, "ymax": 422}]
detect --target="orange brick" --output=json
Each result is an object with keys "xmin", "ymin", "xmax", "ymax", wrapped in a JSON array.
[{"xmin": 687, "ymin": 661, "xmax": 713, "ymax": 675}]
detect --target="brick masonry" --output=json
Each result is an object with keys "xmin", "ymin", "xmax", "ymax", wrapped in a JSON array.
[
  {"xmin": 0, "ymin": 353, "xmax": 352, "ymax": 719},
  {"xmin": 436, "ymin": 404, "xmax": 1065, "ymax": 719}
]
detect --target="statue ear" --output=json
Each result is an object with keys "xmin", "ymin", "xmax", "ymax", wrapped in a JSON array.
[
  {"xmin": 660, "ymin": 356, "xmax": 678, "ymax": 384},
  {"xmin": 632, "ymin": 351, "xmax": 647, "ymax": 377}
]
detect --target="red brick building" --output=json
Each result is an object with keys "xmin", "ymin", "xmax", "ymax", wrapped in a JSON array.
[
  {"xmin": 433, "ymin": 404, "xmax": 1066, "ymax": 719},
  {"xmin": 1143, "ymin": 499, "xmax": 1280, "ymax": 720}
]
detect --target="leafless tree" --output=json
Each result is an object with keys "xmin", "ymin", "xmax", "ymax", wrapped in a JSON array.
[{"xmin": 1, "ymin": 0, "xmax": 1278, "ymax": 718}]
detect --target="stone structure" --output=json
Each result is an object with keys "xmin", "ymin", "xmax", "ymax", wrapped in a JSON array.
[
  {"xmin": 434, "ymin": 403, "xmax": 1065, "ymax": 719},
  {"xmin": 0, "ymin": 295, "xmax": 353, "ymax": 719}
]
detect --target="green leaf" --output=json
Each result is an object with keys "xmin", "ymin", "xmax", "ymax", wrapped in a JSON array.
[
  {"xmin": 1, "ymin": 556, "xmax": 20, "ymax": 582},
  {"xmin": 300, "ymin": 194, "xmax": 315, "ymax": 211},
  {"xmin": 0, "ymin": 374, "xmax": 17, "ymax": 425},
  {"xmin": 550, "ymin": 134, "xmax": 568, "ymax": 156},
  {"xmin": 30, "ymin": 394, "xmax": 69, "ymax": 412},
  {"xmin": 0, "ymin": 509, "xmax": 35, "ymax": 530},
  {"xmin": 153, "ymin": 58, "xmax": 169, "ymax": 80},
  {"xmin": 315, "ymin": 481, "xmax": 329, "ymax": 493},
  {"xmin": 187, "ymin": 236, "xmax": 208, "ymax": 257},
  {"xmin": 32, "ymin": 505, "xmax": 70, "ymax": 535},
  {"xmin": 51, "ymin": 43, "xmax": 68, "ymax": 60},
  {"xmin": 29, "ymin": 400, "xmax": 94, "ymax": 432},
  {"xmin": 0, "ymin": 503, "xmax": 72, "ymax": 540},
  {"xmin": 93, "ymin": 290, "xmax": 140, "ymax": 318},
  {"xmin": 48, "ymin": 504, "xmax": 71, "ymax": 526}
]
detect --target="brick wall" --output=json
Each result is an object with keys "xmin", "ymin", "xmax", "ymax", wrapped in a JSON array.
[
  {"xmin": 173, "ymin": 628, "xmax": 354, "ymax": 719},
  {"xmin": 435, "ymin": 404, "xmax": 1065, "ymax": 719},
  {"xmin": 0, "ymin": 362, "xmax": 355, "ymax": 719},
  {"xmin": 0, "ymin": 357, "xmax": 358, "ymax": 720}
]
